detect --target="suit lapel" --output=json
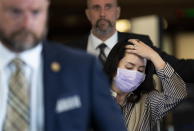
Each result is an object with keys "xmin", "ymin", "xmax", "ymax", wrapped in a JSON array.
[{"xmin": 42, "ymin": 41, "xmax": 62, "ymax": 131}]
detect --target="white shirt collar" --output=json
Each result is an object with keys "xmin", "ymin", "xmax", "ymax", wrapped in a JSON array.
[
  {"xmin": 90, "ymin": 31, "xmax": 118, "ymax": 50},
  {"xmin": 0, "ymin": 42, "xmax": 15, "ymax": 70},
  {"xmin": 0, "ymin": 42, "xmax": 42, "ymax": 70}
]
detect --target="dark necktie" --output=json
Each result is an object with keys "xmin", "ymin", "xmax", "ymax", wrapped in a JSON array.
[
  {"xmin": 3, "ymin": 58, "xmax": 30, "ymax": 131},
  {"xmin": 97, "ymin": 43, "xmax": 107, "ymax": 64}
]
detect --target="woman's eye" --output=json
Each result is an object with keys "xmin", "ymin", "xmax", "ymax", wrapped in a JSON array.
[
  {"xmin": 125, "ymin": 67, "xmax": 133, "ymax": 70},
  {"xmin": 138, "ymin": 69, "xmax": 145, "ymax": 73}
]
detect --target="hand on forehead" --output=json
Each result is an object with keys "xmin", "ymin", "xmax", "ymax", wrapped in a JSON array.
[{"xmin": 124, "ymin": 51, "xmax": 147, "ymax": 66}]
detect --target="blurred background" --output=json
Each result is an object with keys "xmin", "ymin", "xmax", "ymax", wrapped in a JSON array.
[{"xmin": 48, "ymin": 0, "xmax": 194, "ymax": 131}]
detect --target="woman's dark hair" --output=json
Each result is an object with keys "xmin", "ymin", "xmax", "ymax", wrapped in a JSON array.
[{"xmin": 104, "ymin": 39, "xmax": 155, "ymax": 103}]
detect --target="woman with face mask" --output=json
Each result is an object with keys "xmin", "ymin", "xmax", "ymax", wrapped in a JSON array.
[{"xmin": 104, "ymin": 39, "xmax": 187, "ymax": 131}]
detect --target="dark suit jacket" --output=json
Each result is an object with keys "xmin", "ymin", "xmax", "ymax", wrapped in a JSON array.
[
  {"xmin": 41, "ymin": 40, "xmax": 127, "ymax": 131},
  {"xmin": 65, "ymin": 32, "xmax": 194, "ymax": 83}
]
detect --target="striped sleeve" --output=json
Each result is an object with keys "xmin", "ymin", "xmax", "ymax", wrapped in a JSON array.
[{"xmin": 147, "ymin": 63, "xmax": 187, "ymax": 122}]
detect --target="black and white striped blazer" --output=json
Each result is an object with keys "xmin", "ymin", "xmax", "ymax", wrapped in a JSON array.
[{"xmin": 122, "ymin": 63, "xmax": 187, "ymax": 131}]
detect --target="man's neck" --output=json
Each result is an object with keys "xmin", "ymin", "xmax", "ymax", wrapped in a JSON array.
[{"xmin": 92, "ymin": 30, "xmax": 116, "ymax": 41}]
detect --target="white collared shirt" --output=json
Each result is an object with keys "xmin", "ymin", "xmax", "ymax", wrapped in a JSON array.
[
  {"xmin": 87, "ymin": 31, "xmax": 118, "ymax": 57},
  {"xmin": 0, "ymin": 42, "xmax": 43, "ymax": 131}
]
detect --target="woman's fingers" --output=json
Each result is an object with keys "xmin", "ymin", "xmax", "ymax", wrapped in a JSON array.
[
  {"xmin": 126, "ymin": 39, "xmax": 153, "ymax": 59},
  {"xmin": 125, "ymin": 45, "xmax": 136, "ymax": 50}
]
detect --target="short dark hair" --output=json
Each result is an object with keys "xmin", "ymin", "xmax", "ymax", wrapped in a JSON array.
[{"xmin": 104, "ymin": 39, "xmax": 155, "ymax": 103}]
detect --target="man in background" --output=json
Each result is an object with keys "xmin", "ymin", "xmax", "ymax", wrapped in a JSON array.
[
  {"xmin": 0, "ymin": 0, "xmax": 127, "ymax": 130},
  {"xmin": 66, "ymin": 0, "xmax": 194, "ymax": 84}
]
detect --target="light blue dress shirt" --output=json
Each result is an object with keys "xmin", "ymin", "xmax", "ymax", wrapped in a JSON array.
[{"xmin": 0, "ymin": 42, "xmax": 43, "ymax": 131}]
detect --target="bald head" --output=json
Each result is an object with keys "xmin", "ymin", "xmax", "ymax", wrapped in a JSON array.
[{"xmin": 87, "ymin": 0, "xmax": 118, "ymax": 8}]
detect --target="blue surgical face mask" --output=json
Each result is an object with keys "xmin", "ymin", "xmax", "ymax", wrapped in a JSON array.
[{"xmin": 114, "ymin": 68, "xmax": 146, "ymax": 93}]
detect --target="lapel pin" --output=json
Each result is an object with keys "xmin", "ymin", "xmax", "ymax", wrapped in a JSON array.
[{"xmin": 51, "ymin": 62, "xmax": 61, "ymax": 72}]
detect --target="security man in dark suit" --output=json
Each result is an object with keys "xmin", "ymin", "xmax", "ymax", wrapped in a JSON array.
[{"xmin": 0, "ymin": 0, "xmax": 127, "ymax": 130}]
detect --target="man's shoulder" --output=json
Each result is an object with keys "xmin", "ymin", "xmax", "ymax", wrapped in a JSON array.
[
  {"xmin": 118, "ymin": 32, "xmax": 150, "ymax": 39},
  {"xmin": 43, "ymin": 40, "xmax": 96, "ymax": 62},
  {"xmin": 43, "ymin": 40, "xmax": 102, "ymax": 77}
]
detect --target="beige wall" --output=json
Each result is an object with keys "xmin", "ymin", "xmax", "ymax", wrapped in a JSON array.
[
  {"xmin": 131, "ymin": 15, "xmax": 160, "ymax": 47},
  {"xmin": 175, "ymin": 33, "xmax": 194, "ymax": 59},
  {"xmin": 163, "ymin": 35, "xmax": 174, "ymax": 55}
]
